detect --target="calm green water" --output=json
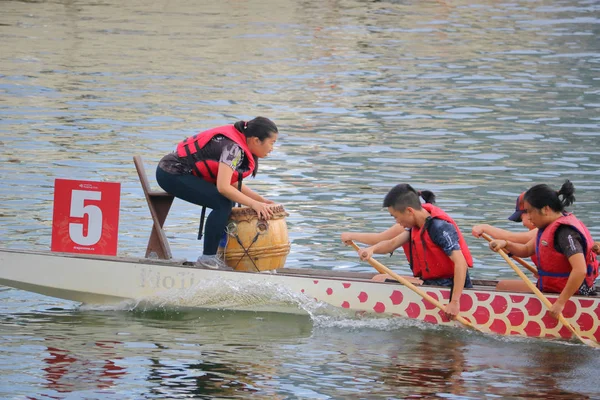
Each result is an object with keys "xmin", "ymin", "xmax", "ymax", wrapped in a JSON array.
[{"xmin": 1, "ymin": 0, "xmax": 600, "ymax": 398}]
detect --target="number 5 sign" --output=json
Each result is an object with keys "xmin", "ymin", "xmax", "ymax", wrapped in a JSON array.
[{"xmin": 51, "ymin": 179, "xmax": 121, "ymax": 256}]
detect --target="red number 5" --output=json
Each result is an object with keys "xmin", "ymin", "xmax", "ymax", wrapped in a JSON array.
[
  {"xmin": 52, "ymin": 179, "xmax": 120, "ymax": 256},
  {"xmin": 69, "ymin": 190, "xmax": 103, "ymax": 246}
]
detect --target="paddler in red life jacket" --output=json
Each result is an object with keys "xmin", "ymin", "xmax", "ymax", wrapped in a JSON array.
[
  {"xmin": 156, "ymin": 117, "xmax": 280, "ymax": 270},
  {"xmin": 489, "ymin": 180, "xmax": 598, "ymax": 319},
  {"xmin": 353, "ymin": 183, "xmax": 474, "ymax": 320},
  {"xmin": 472, "ymin": 191, "xmax": 539, "ymax": 272}
]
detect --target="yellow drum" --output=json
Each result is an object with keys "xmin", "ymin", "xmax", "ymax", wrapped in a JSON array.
[{"xmin": 220, "ymin": 205, "xmax": 290, "ymax": 272}]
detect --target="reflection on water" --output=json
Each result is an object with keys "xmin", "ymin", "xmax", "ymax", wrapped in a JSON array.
[
  {"xmin": 1, "ymin": 304, "xmax": 599, "ymax": 399},
  {"xmin": 375, "ymin": 331, "xmax": 597, "ymax": 399},
  {"xmin": 1, "ymin": 0, "xmax": 600, "ymax": 398},
  {"xmin": 0, "ymin": 306, "xmax": 315, "ymax": 398},
  {"xmin": 378, "ymin": 331, "xmax": 470, "ymax": 397},
  {"xmin": 42, "ymin": 341, "xmax": 127, "ymax": 394}
]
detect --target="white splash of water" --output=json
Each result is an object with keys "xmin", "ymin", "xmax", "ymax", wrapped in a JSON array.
[
  {"xmin": 77, "ymin": 279, "xmax": 493, "ymax": 335},
  {"xmin": 80, "ymin": 277, "xmax": 345, "ymax": 318},
  {"xmin": 77, "ymin": 277, "xmax": 427, "ymax": 331}
]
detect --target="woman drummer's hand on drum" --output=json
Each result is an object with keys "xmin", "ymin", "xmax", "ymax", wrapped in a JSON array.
[{"xmin": 251, "ymin": 200, "xmax": 274, "ymax": 220}]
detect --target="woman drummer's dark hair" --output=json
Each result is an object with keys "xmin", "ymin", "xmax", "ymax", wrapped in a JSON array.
[
  {"xmin": 524, "ymin": 180, "xmax": 575, "ymax": 212},
  {"xmin": 383, "ymin": 183, "xmax": 435, "ymax": 211},
  {"xmin": 233, "ymin": 116, "xmax": 278, "ymax": 177}
]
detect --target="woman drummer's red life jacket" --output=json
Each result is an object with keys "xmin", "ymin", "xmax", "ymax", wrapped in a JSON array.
[
  {"xmin": 535, "ymin": 214, "xmax": 598, "ymax": 294},
  {"xmin": 401, "ymin": 203, "xmax": 473, "ymax": 280},
  {"xmin": 176, "ymin": 125, "xmax": 255, "ymax": 185}
]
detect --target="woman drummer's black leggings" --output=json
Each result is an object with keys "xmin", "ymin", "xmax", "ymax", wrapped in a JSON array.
[{"xmin": 156, "ymin": 166, "xmax": 233, "ymax": 255}]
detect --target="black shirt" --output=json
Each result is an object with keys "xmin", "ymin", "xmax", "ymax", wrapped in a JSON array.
[
  {"xmin": 554, "ymin": 225, "xmax": 584, "ymax": 258},
  {"xmin": 425, "ymin": 218, "xmax": 462, "ymax": 256},
  {"xmin": 159, "ymin": 135, "xmax": 247, "ymax": 175}
]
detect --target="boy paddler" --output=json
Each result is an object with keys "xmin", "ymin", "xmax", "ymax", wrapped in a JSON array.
[{"xmin": 350, "ymin": 184, "xmax": 473, "ymax": 319}]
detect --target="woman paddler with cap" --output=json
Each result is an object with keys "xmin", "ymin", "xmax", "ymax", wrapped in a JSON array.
[
  {"xmin": 488, "ymin": 180, "xmax": 598, "ymax": 319},
  {"xmin": 472, "ymin": 191, "xmax": 539, "ymax": 271}
]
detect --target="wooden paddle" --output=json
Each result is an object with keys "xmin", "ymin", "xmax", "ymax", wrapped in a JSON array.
[
  {"xmin": 481, "ymin": 233, "xmax": 538, "ymax": 276},
  {"xmin": 348, "ymin": 240, "xmax": 484, "ymax": 333},
  {"xmin": 484, "ymin": 235, "xmax": 600, "ymax": 348}
]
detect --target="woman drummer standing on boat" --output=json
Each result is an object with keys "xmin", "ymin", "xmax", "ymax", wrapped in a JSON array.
[
  {"xmin": 156, "ymin": 117, "xmax": 279, "ymax": 269},
  {"xmin": 490, "ymin": 180, "xmax": 598, "ymax": 318}
]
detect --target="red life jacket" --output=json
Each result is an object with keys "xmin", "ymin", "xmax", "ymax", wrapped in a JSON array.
[
  {"xmin": 531, "ymin": 253, "xmax": 539, "ymax": 267},
  {"xmin": 176, "ymin": 125, "xmax": 255, "ymax": 185},
  {"xmin": 401, "ymin": 203, "xmax": 473, "ymax": 280},
  {"xmin": 536, "ymin": 214, "xmax": 598, "ymax": 294}
]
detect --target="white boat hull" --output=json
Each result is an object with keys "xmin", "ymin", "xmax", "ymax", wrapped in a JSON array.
[{"xmin": 2, "ymin": 248, "xmax": 600, "ymax": 343}]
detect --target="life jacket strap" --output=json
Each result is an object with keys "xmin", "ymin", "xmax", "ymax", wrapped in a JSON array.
[
  {"xmin": 537, "ymin": 269, "xmax": 570, "ymax": 277},
  {"xmin": 236, "ymin": 174, "xmax": 243, "ymax": 207},
  {"xmin": 198, "ymin": 206, "xmax": 207, "ymax": 240},
  {"xmin": 182, "ymin": 143, "xmax": 217, "ymax": 180}
]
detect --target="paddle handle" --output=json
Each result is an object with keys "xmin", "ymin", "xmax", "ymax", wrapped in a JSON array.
[
  {"xmin": 481, "ymin": 233, "xmax": 538, "ymax": 275},
  {"xmin": 348, "ymin": 241, "xmax": 482, "ymax": 332},
  {"xmin": 488, "ymin": 239, "xmax": 597, "ymax": 347}
]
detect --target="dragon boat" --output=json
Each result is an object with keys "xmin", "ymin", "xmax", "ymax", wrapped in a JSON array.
[
  {"xmin": 0, "ymin": 247, "xmax": 599, "ymax": 343},
  {"xmin": 1, "ymin": 156, "xmax": 598, "ymax": 345}
]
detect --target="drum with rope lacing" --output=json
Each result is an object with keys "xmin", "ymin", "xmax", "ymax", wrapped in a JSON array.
[{"xmin": 218, "ymin": 205, "xmax": 290, "ymax": 272}]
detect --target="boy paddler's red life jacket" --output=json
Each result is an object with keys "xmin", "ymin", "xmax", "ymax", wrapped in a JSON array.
[
  {"xmin": 176, "ymin": 125, "xmax": 255, "ymax": 185},
  {"xmin": 401, "ymin": 203, "xmax": 473, "ymax": 280},
  {"xmin": 531, "ymin": 253, "xmax": 539, "ymax": 267},
  {"xmin": 535, "ymin": 214, "xmax": 598, "ymax": 294}
]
